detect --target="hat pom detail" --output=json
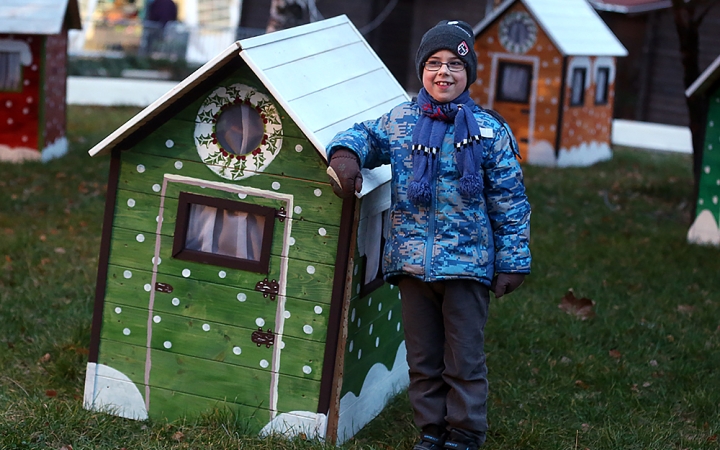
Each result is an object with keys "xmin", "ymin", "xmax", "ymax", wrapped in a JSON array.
[
  {"xmin": 408, "ymin": 180, "xmax": 432, "ymax": 205},
  {"xmin": 459, "ymin": 173, "xmax": 483, "ymax": 197}
]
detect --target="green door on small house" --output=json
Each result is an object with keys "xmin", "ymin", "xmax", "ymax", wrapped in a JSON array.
[{"xmin": 145, "ymin": 174, "xmax": 294, "ymax": 421}]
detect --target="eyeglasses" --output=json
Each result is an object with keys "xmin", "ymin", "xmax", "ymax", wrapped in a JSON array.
[{"xmin": 423, "ymin": 60, "xmax": 466, "ymax": 72}]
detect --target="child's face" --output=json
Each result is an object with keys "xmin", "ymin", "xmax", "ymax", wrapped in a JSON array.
[{"xmin": 422, "ymin": 50, "xmax": 467, "ymax": 103}]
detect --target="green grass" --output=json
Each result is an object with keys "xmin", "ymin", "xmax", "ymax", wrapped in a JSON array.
[{"xmin": 1, "ymin": 106, "xmax": 719, "ymax": 449}]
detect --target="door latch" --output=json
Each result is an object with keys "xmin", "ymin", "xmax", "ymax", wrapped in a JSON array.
[
  {"xmin": 255, "ymin": 278, "xmax": 279, "ymax": 301},
  {"xmin": 251, "ymin": 328, "xmax": 275, "ymax": 348}
]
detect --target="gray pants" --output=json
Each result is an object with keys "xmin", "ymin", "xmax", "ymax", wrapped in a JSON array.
[{"xmin": 399, "ymin": 277, "xmax": 490, "ymax": 444}]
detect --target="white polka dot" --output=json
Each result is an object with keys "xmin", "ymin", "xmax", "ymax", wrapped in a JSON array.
[
  {"xmin": 202, "ymin": 324, "xmax": 211, "ymax": 331},
  {"xmin": 397, "ymin": 322, "xmax": 401, "ymax": 332},
  {"xmin": 23, "ymin": 79, "xmax": 29, "ymax": 86},
  {"xmin": 4, "ymin": 101, "xmax": 11, "ymax": 108},
  {"xmin": 31, "ymin": 65, "xmax": 37, "ymax": 71},
  {"xmin": 314, "ymin": 305, "xmax": 323, "ymax": 314},
  {"xmin": 356, "ymin": 284, "xmax": 361, "ymax": 294},
  {"xmin": 354, "ymin": 264, "xmax": 359, "ymax": 275},
  {"xmin": 307, "ymin": 265, "xmax": 315, "ymax": 274},
  {"xmin": 237, "ymin": 293, "xmax": 247, "ymax": 302},
  {"xmin": 21, "ymin": 135, "xmax": 27, "ymax": 142},
  {"xmin": 172, "ymin": 298, "xmax": 180, "ymax": 306},
  {"xmin": 174, "ymin": 161, "xmax": 183, "ymax": 170},
  {"xmin": 182, "ymin": 269, "xmax": 191, "ymax": 278},
  {"xmin": 260, "ymin": 359, "xmax": 269, "ymax": 368},
  {"xmin": 289, "ymin": 237, "xmax": 296, "ymax": 246},
  {"xmin": 349, "ymin": 340, "xmax": 354, "ymax": 352},
  {"xmin": 26, "ymin": 97, "xmax": 33, "ymax": 103},
  {"xmin": 303, "ymin": 325, "xmax": 313, "ymax": 334},
  {"xmin": 713, "ymin": 196, "xmax": 718, "ymax": 205},
  {"xmin": 294, "ymin": 206, "xmax": 302, "ymax": 214},
  {"xmin": 233, "ymin": 346, "xmax": 242, "ymax": 355},
  {"xmin": 357, "ymin": 318, "xmax": 362, "ymax": 328},
  {"xmin": 272, "ymin": 182, "xmax": 281, "ymax": 190},
  {"xmin": 123, "ymin": 270, "xmax": 132, "ymax": 279},
  {"xmin": 114, "ymin": 307, "xmax": 122, "ymax": 314},
  {"xmin": 378, "ymin": 302, "xmax": 383, "ymax": 311},
  {"xmin": 238, "ymin": 193, "xmax": 247, "ymax": 199},
  {"xmin": 136, "ymin": 233, "xmax": 145, "ymax": 243},
  {"xmin": 280, "ymin": 341, "xmax": 286, "ymax": 349},
  {"xmin": 716, "ymin": 179, "xmax": 720, "ymax": 185},
  {"xmin": 152, "ymin": 256, "xmax": 161, "ymax": 265},
  {"xmin": 163, "ymin": 341, "xmax": 172, "ymax": 349},
  {"xmin": 256, "ymin": 318, "xmax": 265, "ymax": 327},
  {"xmin": 369, "ymin": 324, "xmax": 374, "ymax": 335},
  {"xmin": 136, "ymin": 164, "xmax": 146, "ymax": 173},
  {"xmin": 152, "ymin": 184, "xmax": 161, "ymax": 192},
  {"xmin": 295, "ymin": 144, "xmax": 303, "ymax": 152},
  {"xmin": 699, "ymin": 199, "xmax": 705, "ymax": 205},
  {"xmin": 123, "ymin": 328, "xmax": 131, "ymax": 335},
  {"xmin": 705, "ymin": 166, "xmax": 711, "ymax": 174},
  {"xmin": 375, "ymin": 337, "xmax": 380, "ymax": 347},
  {"xmin": 387, "ymin": 310, "xmax": 393, "ymax": 320},
  {"xmin": 166, "ymin": 140, "xmax": 174, "ymax": 148},
  {"xmin": 283, "ymin": 310, "xmax": 291, "ymax": 319},
  {"xmin": 302, "ymin": 365, "xmax": 312, "ymax": 374},
  {"xmin": 358, "ymin": 349, "xmax": 362, "ymax": 360},
  {"xmin": 314, "ymin": 189, "xmax": 322, "ymax": 197},
  {"xmin": 318, "ymin": 228, "xmax": 327, "ymax": 236},
  {"xmin": 368, "ymin": 297, "xmax": 372, "ymax": 306},
  {"xmin": 218, "ymin": 270, "xmax": 227, "ymax": 279},
  {"xmin": 351, "ymin": 308, "xmax": 356, "ymax": 322},
  {"xmin": 153, "ymin": 315, "xmax": 161, "ymax": 323},
  {"xmin": 127, "ymin": 198, "xmax": 136, "ymax": 208},
  {"xmin": 7, "ymin": 118, "xmax": 13, "ymax": 125},
  {"xmin": 144, "ymin": 284, "xmax": 152, "ymax": 292}
]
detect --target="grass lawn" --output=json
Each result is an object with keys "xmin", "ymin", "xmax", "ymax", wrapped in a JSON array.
[{"xmin": 1, "ymin": 105, "xmax": 719, "ymax": 449}]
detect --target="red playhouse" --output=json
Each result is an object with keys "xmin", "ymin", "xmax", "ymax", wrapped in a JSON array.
[{"xmin": 0, "ymin": 0, "xmax": 81, "ymax": 163}]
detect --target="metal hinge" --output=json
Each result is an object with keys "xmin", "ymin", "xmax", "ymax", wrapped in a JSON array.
[
  {"xmin": 155, "ymin": 282, "xmax": 174, "ymax": 293},
  {"xmin": 255, "ymin": 278, "xmax": 279, "ymax": 301},
  {"xmin": 251, "ymin": 328, "xmax": 275, "ymax": 348},
  {"xmin": 275, "ymin": 206, "xmax": 287, "ymax": 222}
]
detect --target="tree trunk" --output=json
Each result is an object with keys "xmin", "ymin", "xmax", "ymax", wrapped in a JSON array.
[{"xmin": 671, "ymin": 0, "xmax": 710, "ymax": 217}]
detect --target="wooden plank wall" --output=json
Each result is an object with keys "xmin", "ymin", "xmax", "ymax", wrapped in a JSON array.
[{"xmin": 96, "ymin": 64, "xmax": 344, "ymax": 427}]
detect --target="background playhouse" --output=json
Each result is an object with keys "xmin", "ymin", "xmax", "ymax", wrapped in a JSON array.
[
  {"xmin": 686, "ymin": 54, "xmax": 720, "ymax": 246},
  {"xmin": 83, "ymin": 16, "xmax": 410, "ymax": 443},
  {"xmin": 0, "ymin": 0, "xmax": 81, "ymax": 163},
  {"xmin": 471, "ymin": 0, "xmax": 627, "ymax": 167}
]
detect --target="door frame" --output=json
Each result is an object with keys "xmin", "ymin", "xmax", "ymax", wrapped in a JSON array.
[
  {"xmin": 487, "ymin": 52, "xmax": 539, "ymax": 154},
  {"xmin": 145, "ymin": 173, "xmax": 294, "ymax": 420}
]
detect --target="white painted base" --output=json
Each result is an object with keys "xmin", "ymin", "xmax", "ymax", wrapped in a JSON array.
[
  {"xmin": 336, "ymin": 340, "xmax": 409, "ymax": 444},
  {"xmin": 526, "ymin": 139, "xmax": 557, "ymax": 167},
  {"xmin": 687, "ymin": 209, "xmax": 720, "ymax": 246},
  {"xmin": 41, "ymin": 137, "xmax": 68, "ymax": 162},
  {"xmin": 0, "ymin": 144, "xmax": 41, "ymax": 163},
  {"xmin": 259, "ymin": 411, "xmax": 328, "ymax": 440},
  {"xmin": 83, "ymin": 362, "xmax": 148, "ymax": 420},
  {"xmin": 557, "ymin": 141, "xmax": 612, "ymax": 168}
]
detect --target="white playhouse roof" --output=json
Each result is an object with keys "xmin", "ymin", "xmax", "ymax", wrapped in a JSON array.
[
  {"xmin": 0, "ymin": 0, "xmax": 81, "ymax": 35},
  {"xmin": 88, "ymin": 15, "xmax": 409, "ymax": 165},
  {"xmin": 474, "ymin": 0, "xmax": 627, "ymax": 57}
]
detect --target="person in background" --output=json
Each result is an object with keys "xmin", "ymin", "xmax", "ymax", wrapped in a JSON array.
[
  {"xmin": 325, "ymin": 20, "xmax": 531, "ymax": 450},
  {"xmin": 141, "ymin": 0, "xmax": 177, "ymax": 55}
]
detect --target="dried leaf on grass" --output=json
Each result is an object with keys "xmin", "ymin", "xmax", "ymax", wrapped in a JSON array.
[
  {"xmin": 677, "ymin": 304, "xmax": 695, "ymax": 314},
  {"xmin": 559, "ymin": 290, "xmax": 596, "ymax": 320},
  {"xmin": 609, "ymin": 349, "xmax": 622, "ymax": 359},
  {"xmin": 172, "ymin": 431, "xmax": 185, "ymax": 442}
]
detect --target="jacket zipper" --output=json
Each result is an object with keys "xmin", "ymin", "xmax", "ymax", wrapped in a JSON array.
[{"xmin": 424, "ymin": 154, "xmax": 437, "ymax": 281}]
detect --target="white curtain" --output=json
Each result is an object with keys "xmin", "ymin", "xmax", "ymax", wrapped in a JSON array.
[
  {"xmin": 364, "ymin": 212, "xmax": 383, "ymax": 286},
  {"xmin": 185, "ymin": 204, "xmax": 265, "ymax": 261},
  {"xmin": 500, "ymin": 64, "xmax": 529, "ymax": 103}
]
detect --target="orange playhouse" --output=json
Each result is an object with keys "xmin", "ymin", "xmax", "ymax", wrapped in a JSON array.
[{"xmin": 471, "ymin": 0, "xmax": 627, "ymax": 167}]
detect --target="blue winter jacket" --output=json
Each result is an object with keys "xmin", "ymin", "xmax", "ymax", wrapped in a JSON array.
[{"xmin": 326, "ymin": 101, "xmax": 531, "ymax": 287}]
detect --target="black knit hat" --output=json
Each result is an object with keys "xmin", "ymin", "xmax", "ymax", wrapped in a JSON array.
[{"xmin": 416, "ymin": 20, "xmax": 477, "ymax": 90}]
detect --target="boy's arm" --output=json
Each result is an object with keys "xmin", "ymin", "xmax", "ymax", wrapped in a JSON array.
[{"xmin": 326, "ymin": 113, "xmax": 393, "ymax": 169}]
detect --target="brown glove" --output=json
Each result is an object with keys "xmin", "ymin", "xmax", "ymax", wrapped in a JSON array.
[
  {"xmin": 490, "ymin": 273, "xmax": 525, "ymax": 298},
  {"xmin": 327, "ymin": 148, "xmax": 363, "ymax": 199}
]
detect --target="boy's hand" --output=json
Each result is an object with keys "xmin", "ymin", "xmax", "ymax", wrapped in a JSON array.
[
  {"xmin": 328, "ymin": 148, "xmax": 363, "ymax": 198},
  {"xmin": 490, "ymin": 273, "xmax": 525, "ymax": 298}
]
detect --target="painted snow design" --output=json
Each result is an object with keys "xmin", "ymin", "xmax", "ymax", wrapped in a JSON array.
[
  {"xmin": 557, "ymin": 141, "xmax": 612, "ymax": 167},
  {"xmin": 259, "ymin": 410, "xmax": 328, "ymax": 440},
  {"xmin": 526, "ymin": 139, "xmax": 556, "ymax": 167},
  {"xmin": 336, "ymin": 341, "xmax": 409, "ymax": 444},
  {"xmin": 195, "ymin": 83, "xmax": 283, "ymax": 180},
  {"xmin": 687, "ymin": 209, "xmax": 720, "ymax": 246},
  {"xmin": 83, "ymin": 362, "xmax": 148, "ymax": 420}
]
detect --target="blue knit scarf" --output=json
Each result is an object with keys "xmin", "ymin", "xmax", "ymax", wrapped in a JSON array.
[{"xmin": 408, "ymin": 88, "xmax": 484, "ymax": 206}]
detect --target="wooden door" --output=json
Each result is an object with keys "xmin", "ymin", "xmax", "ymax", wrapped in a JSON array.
[
  {"xmin": 145, "ymin": 174, "xmax": 293, "ymax": 422},
  {"xmin": 490, "ymin": 57, "xmax": 537, "ymax": 160}
]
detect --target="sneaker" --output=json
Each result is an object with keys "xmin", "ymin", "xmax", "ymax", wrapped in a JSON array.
[
  {"xmin": 413, "ymin": 431, "xmax": 446, "ymax": 450},
  {"xmin": 443, "ymin": 440, "xmax": 478, "ymax": 450}
]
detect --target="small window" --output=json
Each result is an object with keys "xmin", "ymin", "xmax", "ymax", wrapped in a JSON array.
[
  {"xmin": 496, "ymin": 61, "xmax": 532, "ymax": 103},
  {"xmin": 570, "ymin": 68, "xmax": 586, "ymax": 106},
  {"xmin": 595, "ymin": 67, "xmax": 609, "ymax": 105},
  {"xmin": 172, "ymin": 192, "xmax": 276, "ymax": 273},
  {"xmin": 359, "ymin": 210, "xmax": 388, "ymax": 297},
  {"xmin": 215, "ymin": 103, "xmax": 265, "ymax": 156},
  {"xmin": 0, "ymin": 52, "xmax": 22, "ymax": 91}
]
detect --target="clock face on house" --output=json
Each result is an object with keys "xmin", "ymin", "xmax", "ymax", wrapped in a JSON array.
[{"xmin": 499, "ymin": 11, "xmax": 538, "ymax": 54}]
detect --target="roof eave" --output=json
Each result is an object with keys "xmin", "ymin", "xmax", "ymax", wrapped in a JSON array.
[
  {"xmin": 588, "ymin": 0, "xmax": 672, "ymax": 14},
  {"xmin": 686, "ymin": 54, "xmax": 720, "ymax": 98}
]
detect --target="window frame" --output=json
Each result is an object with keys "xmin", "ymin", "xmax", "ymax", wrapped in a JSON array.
[
  {"xmin": 0, "ymin": 51, "xmax": 23, "ymax": 92},
  {"xmin": 570, "ymin": 67, "xmax": 586, "ymax": 107},
  {"xmin": 172, "ymin": 192, "xmax": 276, "ymax": 274},
  {"xmin": 495, "ymin": 61, "xmax": 533, "ymax": 104},
  {"xmin": 594, "ymin": 66, "xmax": 610, "ymax": 105},
  {"xmin": 358, "ymin": 210, "xmax": 388, "ymax": 297}
]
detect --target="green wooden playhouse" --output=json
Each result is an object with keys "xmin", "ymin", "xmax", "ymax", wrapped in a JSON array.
[
  {"xmin": 686, "ymin": 54, "xmax": 720, "ymax": 246},
  {"xmin": 83, "ymin": 16, "xmax": 411, "ymax": 443}
]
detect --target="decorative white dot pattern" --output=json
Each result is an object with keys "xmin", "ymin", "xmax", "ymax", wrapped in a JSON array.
[
  {"xmin": 314, "ymin": 305, "xmax": 323, "ymax": 314},
  {"xmin": 375, "ymin": 337, "xmax": 380, "ymax": 348},
  {"xmin": 152, "ymin": 184, "xmax": 161, "ymax": 192},
  {"xmin": 115, "ymin": 307, "xmax": 122, "ymax": 314},
  {"xmin": 182, "ymin": 269, "xmax": 191, "ymax": 277},
  {"xmin": 294, "ymin": 206, "xmax": 302, "ymax": 214},
  {"xmin": 136, "ymin": 234, "xmax": 145, "ymax": 243},
  {"xmin": 233, "ymin": 346, "xmax": 242, "ymax": 355},
  {"xmin": 303, "ymin": 325, "xmax": 313, "ymax": 334},
  {"xmin": 358, "ymin": 349, "xmax": 362, "ymax": 359},
  {"xmin": 218, "ymin": 270, "xmax": 227, "ymax": 279},
  {"xmin": 123, "ymin": 270, "xmax": 132, "ymax": 279},
  {"xmin": 283, "ymin": 310, "xmax": 291, "ymax": 319},
  {"xmin": 202, "ymin": 324, "xmax": 211, "ymax": 331},
  {"xmin": 314, "ymin": 189, "xmax": 322, "ymax": 197},
  {"xmin": 174, "ymin": 161, "xmax": 183, "ymax": 169},
  {"xmin": 166, "ymin": 140, "xmax": 174, "ymax": 148},
  {"xmin": 369, "ymin": 324, "xmax": 373, "ymax": 335},
  {"xmin": 318, "ymin": 228, "xmax": 327, "ymax": 236},
  {"xmin": 144, "ymin": 284, "xmax": 152, "ymax": 292},
  {"xmin": 289, "ymin": 237, "xmax": 296, "ymax": 246},
  {"xmin": 307, "ymin": 265, "xmax": 316, "ymax": 274},
  {"xmin": 153, "ymin": 315, "xmax": 161, "ymax": 323},
  {"xmin": 152, "ymin": 257, "xmax": 161, "ymax": 265},
  {"xmin": 237, "ymin": 293, "xmax": 247, "ymax": 302},
  {"xmin": 256, "ymin": 318, "xmax": 265, "ymax": 327},
  {"xmin": 349, "ymin": 340, "xmax": 354, "ymax": 352},
  {"xmin": 272, "ymin": 182, "xmax": 281, "ymax": 190},
  {"xmin": 163, "ymin": 341, "xmax": 172, "ymax": 349},
  {"xmin": 302, "ymin": 365, "xmax": 312, "ymax": 374},
  {"xmin": 260, "ymin": 359, "xmax": 269, "ymax": 368},
  {"xmin": 172, "ymin": 298, "xmax": 180, "ymax": 306},
  {"xmin": 238, "ymin": 193, "xmax": 247, "ymax": 199},
  {"xmin": 295, "ymin": 144, "xmax": 303, "ymax": 152},
  {"xmin": 136, "ymin": 164, "xmax": 145, "ymax": 173},
  {"xmin": 123, "ymin": 328, "xmax": 131, "ymax": 335}
]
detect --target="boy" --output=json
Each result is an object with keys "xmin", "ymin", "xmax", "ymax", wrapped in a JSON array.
[{"xmin": 325, "ymin": 20, "xmax": 531, "ymax": 450}]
